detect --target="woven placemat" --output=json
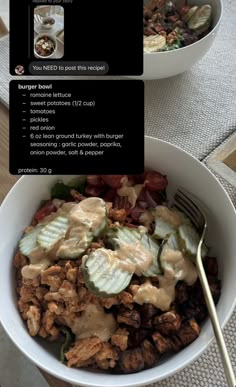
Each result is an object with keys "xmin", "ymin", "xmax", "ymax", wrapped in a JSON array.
[{"xmin": 145, "ymin": 0, "xmax": 236, "ymax": 160}]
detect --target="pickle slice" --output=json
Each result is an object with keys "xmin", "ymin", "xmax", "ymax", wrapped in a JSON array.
[
  {"xmin": 57, "ymin": 231, "xmax": 94, "ymax": 259},
  {"xmin": 82, "ymin": 248, "xmax": 132, "ymax": 298},
  {"xmin": 182, "ymin": 6, "xmax": 199, "ymax": 23},
  {"xmin": 140, "ymin": 234, "xmax": 160, "ymax": 277},
  {"xmin": 144, "ymin": 35, "xmax": 166, "ymax": 53},
  {"xmin": 153, "ymin": 218, "xmax": 176, "ymax": 239},
  {"xmin": 178, "ymin": 223, "xmax": 208, "ymax": 259},
  {"xmin": 19, "ymin": 226, "xmax": 44, "ymax": 256},
  {"xmin": 153, "ymin": 207, "xmax": 190, "ymax": 239},
  {"xmin": 37, "ymin": 216, "xmax": 69, "ymax": 251},
  {"xmin": 187, "ymin": 5, "xmax": 212, "ymax": 34},
  {"xmin": 159, "ymin": 232, "xmax": 180, "ymax": 271},
  {"xmin": 108, "ymin": 227, "xmax": 161, "ymax": 277}
]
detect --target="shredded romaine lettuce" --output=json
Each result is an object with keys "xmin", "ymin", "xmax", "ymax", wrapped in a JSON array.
[
  {"xmin": 60, "ymin": 327, "xmax": 74, "ymax": 362},
  {"xmin": 51, "ymin": 176, "xmax": 86, "ymax": 200}
]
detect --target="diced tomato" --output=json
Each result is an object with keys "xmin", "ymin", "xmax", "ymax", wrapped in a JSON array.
[
  {"xmin": 85, "ymin": 184, "xmax": 105, "ymax": 197},
  {"xmin": 144, "ymin": 172, "xmax": 168, "ymax": 191},
  {"xmin": 34, "ymin": 201, "xmax": 57, "ymax": 222},
  {"xmin": 86, "ymin": 175, "xmax": 105, "ymax": 187},
  {"xmin": 103, "ymin": 188, "xmax": 116, "ymax": 202},
  {"xmin": 124, "ymin": 223, "xmax": 139, "ymax": 229},
  {"xmin": 128, "ymin": 173, "xmax": 146, "ymax": 184},
  {"xmin": 179, "ymin": 5, "xmax": 190, "ymax": 16},
  {"xmin": 100, "ymin": 175, "xmax": 125, "ymax": 189}
]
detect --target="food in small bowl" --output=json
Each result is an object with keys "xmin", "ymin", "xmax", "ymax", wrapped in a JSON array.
[
  {"xmin": 42, "ymin": 17, "xmax": 56, "ymax": 29},
  {"xmin": 34, "ymin": 34, "xmax": 57, "ymax": 58},
  {"xmin": 0, "ymin": 138, "xmax": 236, "ymax": 386},
  {"xmin": 144, "ymin": 1, "xmax": 212, "ymax": 53},
  {"xmin": 14, "ymin": 172, "xmax": 221, "ymax": 374},
  {"xmin": 143, "ymin": 0, "xmax": 222, "ymax": 79}
]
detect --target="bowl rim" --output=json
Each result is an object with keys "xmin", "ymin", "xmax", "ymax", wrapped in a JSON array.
[
  {"xmin": 34, "ymin": 33, "xmax": 57, "ymax": 59},
  {"xmin": 42, "ymin": 16, "xmax": 56, "ymax": 24},
  {"xmin": 42, "ymin": 16, "xmax": 56, "ymax": 29},
  {"xmin": 144, "ymin": 0, "xmax": 223, "ymax": 56},
  {"xmin": 0, "ymin": 136, "xmax": 236, "ymax": 387}
]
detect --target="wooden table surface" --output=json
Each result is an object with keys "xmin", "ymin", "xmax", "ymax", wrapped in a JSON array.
[
  {"xmin": 0, "ymin": 101, "xmax": 72, "ymax": 387},
  {"xmin": 0, "ymin": 103, "xmax": 18, "ymax": 203}
]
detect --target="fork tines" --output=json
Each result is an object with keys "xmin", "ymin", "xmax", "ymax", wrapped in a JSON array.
[{"xmin": 173, "ymin": 189, "xmax": 205, "ymax": 231}]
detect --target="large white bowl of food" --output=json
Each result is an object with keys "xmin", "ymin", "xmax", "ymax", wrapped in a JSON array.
[
  {"xmin": 0, "ymin": 137, "xmax": 235, "ymax": 386},
  {"xmin": 34, "ymin": 33, "xmax": 57, "ymax": 59},
  {"xmin": 143, "ymin": 0, "xmax": 223, "ymax": 79}
]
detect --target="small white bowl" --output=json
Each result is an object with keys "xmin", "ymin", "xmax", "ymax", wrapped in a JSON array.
[
  {"xmin": 0, "ymin": 137, "xmax": 236, "ymax": 386},
  {"xmin": 143, "ymin": 0, "xmax": 223, "ymax": 79},
  {"xmin": 42, "ymin": 17, "xmax": 55, "ymax": 30},
  {"xmin": 34, "ymin": 33, "xmax": 57, "ymax": 59}
]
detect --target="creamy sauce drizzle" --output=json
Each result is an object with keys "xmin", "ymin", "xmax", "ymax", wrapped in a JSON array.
[
  {"xmin": 155, "ymin": 206, "xmax": 184, "ymax": 228},
  {"xmin": 117, "ymin": 241, "xmax": 153, "ymax": 274},
  {"xmin": 117, "ymin": 176, "xmax": 143, "ymax": 208},
  {"xmin": 132, "ymin": 280, "xmax": 175, "ymax": 311},
  {"xmin": 94, "ymin": 240, "xmax": 153, "ymax": 275},
  {"xmin": 21, "ymin": 198, "xmax": 106, "ymax": 279},
  {"xmin": 139, "ymin": 211, "xmax": 154, "ymax": 228},
  {"xmin": 57, "ymin": 197, "xmax": 106, "ymax": 258},
  {"xmin": 39, "ymin": 202, "xmax": 76, "ymax": 225},
  {"xmin": 64, "ymin": 303, "xmax": 117, "ymax": 341},
  {"xmin": 162, "ymin": 249, "xmax": 197, "ymax": 285},
  {"xmin": 21, "ymin": 258, "xmax": 51, "ymax": 279},
  {"xmin": 131, "ymin": 249, "xmax": 198, "ymax": 311},
  {"xmin": 140, "ymin": 206, "xmax": 186, "ymax": 228}
]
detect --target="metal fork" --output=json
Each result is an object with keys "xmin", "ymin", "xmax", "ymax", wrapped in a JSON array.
[{"xmin": 173, "ymin": 188, "xmax": 236, "ymax": 387}]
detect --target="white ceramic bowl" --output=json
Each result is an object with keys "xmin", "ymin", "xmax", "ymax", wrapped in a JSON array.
[
  {"xmin": 34, "ymin": 33, "xmax": 57, "ymax": 59},
  {"xmin": 42, "ymin": 17, "xmax": 56, "ymax": 30},
  {"xmin": 143, "ymin": 0, "xmax": 223, "ymax": 79},
  {"xmin": 0, "ymin": 137, "xmax": 236, "ymax": 387}
]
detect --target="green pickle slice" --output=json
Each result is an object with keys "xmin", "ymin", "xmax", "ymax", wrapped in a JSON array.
[
  {"xmin": 82, "ymin": 248, "xmax": 133, "ymax": 298},
  {"xmin": 19, "ymin": 226, "xmax": 44, "ymax": 256},
  {"xmin": 187, "ymin": 5, "xmax": 212, "ymax": 34}
]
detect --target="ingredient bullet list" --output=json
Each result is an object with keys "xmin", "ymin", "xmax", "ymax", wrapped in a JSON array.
[{"xmin": 10, "ymin": 80, "xmax": 144, "ymax": 175}]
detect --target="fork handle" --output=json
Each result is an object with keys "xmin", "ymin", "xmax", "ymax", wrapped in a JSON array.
[{"xmin": 197, "ymin": 250, "xmax": 236, "ymax": 387}]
